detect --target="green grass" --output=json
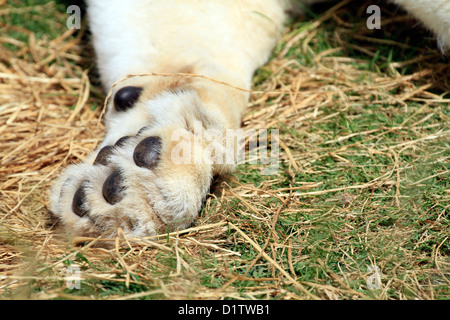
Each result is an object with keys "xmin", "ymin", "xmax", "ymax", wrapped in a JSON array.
[
  {"xmin": 0, "ymin": 0, "xmax": 68, "ymax": 45},
  {"xmin": 228, "ymin": 1, "xmax": 449, "ymax": 299}
]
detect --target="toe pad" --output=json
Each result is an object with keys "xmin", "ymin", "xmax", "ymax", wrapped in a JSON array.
[{"xmin": 133, "ymin": 136, "xmax": 162, "ymax": 169}]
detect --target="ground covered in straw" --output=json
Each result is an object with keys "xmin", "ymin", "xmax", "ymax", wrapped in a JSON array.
[{"xmin": 0, "ymin": 0, "xmax": 448, "ymax": 299}]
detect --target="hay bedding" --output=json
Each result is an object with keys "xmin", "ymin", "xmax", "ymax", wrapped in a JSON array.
[
  {"xmin": 0, "ymin": 3, "xmax": 104, "ymax": 293},
  {"xmin": 0, "ymin": 1, "xmax": 449, "ymax": 299}
]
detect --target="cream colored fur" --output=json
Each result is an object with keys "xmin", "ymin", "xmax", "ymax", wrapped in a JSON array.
[{"xmin": 50, "ymin": 0, "xmax": 450, "ymax": 239}]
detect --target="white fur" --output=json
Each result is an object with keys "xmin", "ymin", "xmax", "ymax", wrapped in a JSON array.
[
  {"xmin": 88, "ymin": 0, "xmax": 289, "ymax": 90},
  {"xmin": 390, "ymin": 0, "xmax": 450, "ymax": 51}
]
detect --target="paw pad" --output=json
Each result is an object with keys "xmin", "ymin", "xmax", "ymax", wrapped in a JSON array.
[
  {"xmin": 114, "ymin": 86, "xmax": 143, "ymax": 112},
  {"xmin": 72, "ymin": 183, "xmax": 89, "ymax": 217},
  {"xmin": 102, "ymin": 170, "xmax": 126, "ymax": 204},
  {"xmin": 114, "ymin": 135, "xmax": 132, "ymax": 147},
  {"xmin": 94, "ymin": 145, "xmax": 114, "ymax": 166},
  {"xmin": 133, "ymin": 136, "xmax": 162, "ymax": 169}
]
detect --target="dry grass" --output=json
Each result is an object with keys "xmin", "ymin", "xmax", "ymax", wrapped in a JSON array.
[{"xmin": 0, "ymin": 0, "xmax": 449, "ymax": 299}]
